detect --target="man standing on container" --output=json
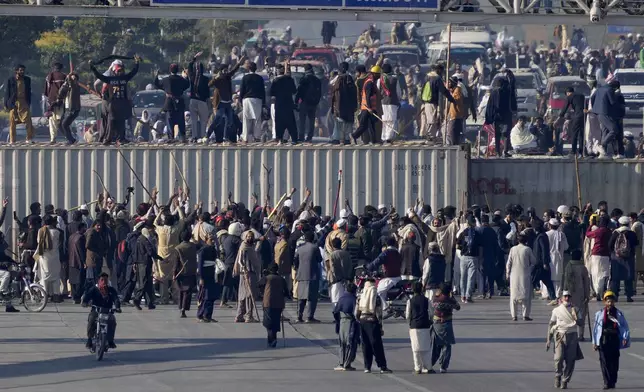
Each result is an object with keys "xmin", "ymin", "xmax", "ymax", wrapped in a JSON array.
[
  {"xmin": 154, "ymin": 63, "xmax": 190, "ymax": 141},
  {"xmin": 4, "ymin": 64, "xmax": 34, "ymax": 144},
  {"xmin": 270, "ymin": 61, "xmax": 299, "ymax": 145},
  {"xmin": 43, "ymin": 62, "xmax": 66, "ymax": 144},
  {"xmin": 559, "ymin": 87, "xmax": 586, "ymax": 158},
  {"xmin": 420, "ymin": 64, "xmax": 453, "ymax": 144},
  {"xmin": 207, "ymin": 56, "xmax": 245, "ymax": 144},
  {"xmin": 377, "ymin": 63, "xmax": 402, "ymax": 145},
  {"xmin": 591, "ymin": 80, "xmax": 624, "ymax": 158},
  {"xmin": 295, "ymin": 64, "xmax": 322, "ymax": 143},
  {"xmin": 239, "ymin": 62, "xmax": 265, "ymax": 143},
  {"xmin": 351, "ymin": 65, "xmax": 381, "ymax": 145},
  {"xmin": 187, "ymin": 52, "xmax": 211, "ymax": 142},
  {"xmin": 330, "ymin": 62, "xmax": 357, "ymax": 145}
]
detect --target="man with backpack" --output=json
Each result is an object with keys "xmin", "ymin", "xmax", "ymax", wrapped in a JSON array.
[
  {"xmin": 608, "ymin": 216, "xmax": 638, "ymax": 302},
  {"xmin": 295, "ymin": 64, "xmax": 322, "ymax": 142},
  {"xmin": 420, "ymin": 64, "xmax": 453, "ymax": 143},
  {"xmin": 330, "ymin": 62, "xmax": 357, "ymax": 145}
]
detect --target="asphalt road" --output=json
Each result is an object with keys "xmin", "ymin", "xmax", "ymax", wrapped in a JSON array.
[{"xmin": 1, "ymin": 287, "xmax": 643, "ymax": 392}]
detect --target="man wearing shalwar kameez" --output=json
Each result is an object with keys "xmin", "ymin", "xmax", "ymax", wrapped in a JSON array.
[
  {"xmin": 406, "ymin": 282, "xmax": 432, "ymax": 374},
  {"xmin": 35, "ymin": 216, "xmax": 62, "ymax": 302},
  {"xmin": 234, "ymin": 231, "xmax": 261, "ymax": 323},
  {"xmin": 261, "ymin": 263, "xmax": 289, "ymax": 348},
  {"xmin": 197, "ymin": 234, "xmax": 220, "ymax": 323},
  {"xmin": 377, "ymin": 63, "xmax": 402, "ymax": 144},
  {"xmin": 172, "ymin": 231, "xmax": 198, "ymax": 319},
  {"xmin": 547, "ymin": 218, "xmax": 569, "ymax": 301},
  {"xmin": 430, "ymin": 284, "xmax": 460, "ymax": 373},
  {"xmin": 547, "ymin": 291, "xmax": 584, "ymax": 389},
  {"xmin": 333, "ymin": 282, "xmax": 359, "ymax": 371},
  {"xmin": 506, "ymin": 234, "xmax": 538, "ymax": 321}
]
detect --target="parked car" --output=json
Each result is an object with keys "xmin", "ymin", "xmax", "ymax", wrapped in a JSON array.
[
  {"xmin": 544, "ymin": 76, "xmax": 590, "ymax": 120},
  {"xmin": 613, "ymin": 68, "xmax": 644, "ymax": 118},
  {"xmin": 292, "ymin": 47, "xmax": 344, "ymax": 70}
]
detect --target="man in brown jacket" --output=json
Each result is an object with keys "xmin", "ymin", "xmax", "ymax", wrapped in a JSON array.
[
  {"xmin": 172, "ymin": 231, "xmax": 198, "ymax": 318},
  {"xmin": 274, "ymin": 227, "xmax": 293, "ymax": 294},
  {"xmin": 261, "ymin": 263, "xmax": 290, "ymax": 347},
  {"xmin": 327, "ymin": 238, "xmax": 353, "ymax": 306},
  {"xmin": 446, "ymin": 76, "xmax": 466, "ymax": 146}
]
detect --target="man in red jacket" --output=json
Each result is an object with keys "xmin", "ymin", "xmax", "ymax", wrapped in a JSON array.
[{"xmin": 586, "ymin": 216, "xmax": 612, "ymax": 301}]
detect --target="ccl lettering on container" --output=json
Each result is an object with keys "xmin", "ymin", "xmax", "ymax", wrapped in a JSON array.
[{"xmin": 344, "ymin": 0, "xmax": 439, "ymax": 9}]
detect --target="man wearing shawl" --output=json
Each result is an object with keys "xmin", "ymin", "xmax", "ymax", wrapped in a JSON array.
[
  {"xmin": 260, "ymin": 263, "xmax": 290, "ymax": 348},
  {"xmin": 356, "ymin": 279, "xmax": 391, "ymax": 373},
  {"xmin": 35, "ymin": 215, "xmax": 62, "ymax": 302},
  {"xmin": 333, "ymin": 282, "xmax": 359, "ymax": 371},
  {"xmin": 233, "ymin": 231, "xmax": 261, "ymax": 323},
  {"xmin": 430, "ymin": 283, "xmax": 460, "ymax": 373},
  {"xmin": 547, "ymin": 291, "xmax": 584, "ymax": 389}
]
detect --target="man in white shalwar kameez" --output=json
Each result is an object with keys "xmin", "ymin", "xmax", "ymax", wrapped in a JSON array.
[
  {"xmin": 506, "ymin": 234, "xmax": 537, "ymax": 321},
  {"xmin": 377, "ymin": 63, "xmax": 402, "ymax": 143},
  {"xmin": 35, "ymin": 216, "xmax": 62, "ymax": 301},
  {"xmin": 240, "ymin": 62, "xmax": 264, "ymax": 142},
  {"xmin": 546, "ymin": 218, "xmax": 569, "ymax": 301}
]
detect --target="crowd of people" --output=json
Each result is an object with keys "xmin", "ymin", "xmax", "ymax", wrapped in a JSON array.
[
  {"xmin": 3, "ymin": 23, "xmax": 644, "ymax": 157},
  {"xmin": 0, "ymin": 184, "xmax": 637, "ymax": 387}
]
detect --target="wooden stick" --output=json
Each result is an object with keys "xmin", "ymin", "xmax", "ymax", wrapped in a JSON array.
[
  {"xmin": 170, "ymin": 151, "xmax": 188, "ymax": 191},
  {"xmin": 267, "ymin": 188, "xmax": 297, "ymax": 221},
  {"xmin": 68, "ymin": 199, "xmax": 99, "ymax": 212},
  {"xmin": 483, "ymin": 191, "xmax": 491, "ymax": 212},
  {"xmin": 92, "ymin": 170, "xmax": 108, "ymax": 194},
  {"xmin": 574, "ymin": 153, "xmax": 583, "ymax": 208},
  {"xmin": 117, "ymin": 149, "xmax": 158, "ymax": 208}
]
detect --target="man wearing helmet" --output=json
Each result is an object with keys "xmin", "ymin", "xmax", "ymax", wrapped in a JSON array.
[{"xmin": 351, "ymin": 64, "xmax": 382, "ymax": 145}]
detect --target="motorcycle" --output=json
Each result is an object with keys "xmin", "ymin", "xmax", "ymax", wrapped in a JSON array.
[
  {"xmin": 1, "ymin": 261, "xmax": 48, "ymax": 312},
  {"xmin": 91, "ymin": 306, "xmax": 115, "ymax": 361},
  {"xmin": 354, "ymin": 266, "xmax": 416, "ymax": 320}
]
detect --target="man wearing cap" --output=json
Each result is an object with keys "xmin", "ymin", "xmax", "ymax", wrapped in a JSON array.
[
  {"xmin": 592, "ymin": 291, "xmax": 631, "ymax": 390},
  {"xmin": 420, "ymin": 64, "xmax": 454, "ymax": 143},
  {"xmin": 547, "ymin": 218, "xmax": 569, "ymax": 303},
  {"xmin": 547, "ymin": 290, "xmax": 583, "ymax": 389},
  {"xmin": 607, "ymin": 216, "xmax": 638, "ymax": 302},
  {"xmin": 351, "ymin": 65, "xmax": 381, "ymax": 145},
  {"xmin": 90, "ymin": 56, "xmax": 140, "ymax": 145},
  {"xmin": 154, "ymin": 63, "xmax": 190, "ymax": 141},
  {"xmin": 366, "ymin": 237, "xmax": 402, "ymax": 315}
]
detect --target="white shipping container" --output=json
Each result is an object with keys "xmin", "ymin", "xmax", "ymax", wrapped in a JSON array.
[
  {"xmin": 470, "ymin": 158, "xmax": 644, "ymax": 214},
  {"xmin": 0, "ymin": 145, "xmax": 469, "ymax": 246}
]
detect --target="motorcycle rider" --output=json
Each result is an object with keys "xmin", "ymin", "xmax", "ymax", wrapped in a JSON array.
[
  {"xmin": 366, "ymin": 236, "xmax": 402, "ymax": 316},
  {"xmin": 82, "ymin": 272, "xmax": 121, "ymax": 350}
]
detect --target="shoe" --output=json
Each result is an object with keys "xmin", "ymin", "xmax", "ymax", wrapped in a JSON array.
[
  {"xmin": 413, "ymin": 369, "xmax": 421, "ymax": 374},
  {"xmin": 234, "ymin": 317, "xmax": 244, "ymax": 323},
  {"xmin": 579, "ymin": 336, "xmax": 585, "ymax": 342},
  {"xmin": 334, "ymin": 366, "xmax": 346, "ymax": 371},
  {"xmin": 133, "ymin": 301, "xmax": 142, "ymax": 311},
  {"xmin": 461, "ymin": 296, "xmax": 466, "ymax": 303},
  {"xmin": 427, "ymin": 369, "xmax": 436, "ymax": 374},
  {"xmin": 627, "ymin": 297, "xmax": 634, "ymax": 303},
  {"xmin": 345, "ymin": 366, "xmax": 356, "ymax": 371},
  {"xmin": 305, "ymin": 318, "xmax": 321, "ymax": 324},
  {"xmin": 330, "ymin": 140, "xmax": 340, "ymax": 145},
  {"xmin": 180, "ymin": 311, "xmax": 187, "ymax": 318},
  {"xmin": 380, "ymin": 368, "xmax": 392, "ymax": 374},
  {"xmin": 245, "ymin": 318, "xmax": 258, "ymax": 323},
  {"xmin": 512, "ymin": 317, "xmax": 518, "ymax": 321},
  {"xmin": 560, "ymin": 381, "xmax": 567, "ymax": 389},
  {"xmin": 108, "ymin": 341, "xmax": 117, "ymax": 349},
  {"xmin": 85, "ymin": 338, "xmax": 93, "ymax": 349},
  {"xmin": 364, "ymin": 369, "xmax": 371, "ymax": 373},
  {"xmin": 613, "ymin": 154, "xmax": 624, "ymax": 159},
  {"xmin": 439, "ymin": 368, "xmax": 447, "ymax": 374},
  {"xmin": 602, "ymin": 385, "xmax": 610, "ymax": 390},
  {"xmin": 148, "ymin": 304, "xmax": 156, "ymax": 310},
  {"xmin": 5, "ymin": 305, "xmax": 20, "ymax": 313},
  {"xmin": 524, "ymin": 317, "xmax": 533, "ymax": 321},
  {"xmin": 466, "ymin": 297, "xmax": 474, "ymax": 303},
  {"xmin": 296, "ymin": 317, "xmax": 304, "ymax": 323},
  {"xmin": 555, "ymin": 378, "xmax": 561, "ymax": 388}
]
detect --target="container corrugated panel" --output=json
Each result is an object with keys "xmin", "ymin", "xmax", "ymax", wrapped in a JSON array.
[
  {"xmin": 0, "ymin": 145, "xmax": 469, "ymax": 245},
  {"xmin": 470, "ymin": 158, "xmax": 644, "ymax": 213}
]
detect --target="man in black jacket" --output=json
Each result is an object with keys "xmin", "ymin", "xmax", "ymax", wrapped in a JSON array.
[
  {"xmin": 295, "ymin": 64, "xmax": 322, "ymax": 142},
  {"xmin": 239, "ymin": 62, "xmax": 265, "ymax": 143},
  {"xmin": 560, "ymin": 87, "xmax": 587, "ymax": 157},
  {"xmin": 90, "ymin": 57, "xmax": 139, "ymax": 145},
  {"xmin": 187, "ymin": 52, "xmax": 211, "ymax": 142},
  {"xmin": 3, "ymin": 64, "xmax": 34, "ymax": 144},
  {"xmin": 207, "ymin": 56, "xmax": 245, "ymax": 144},
  {"xmin": 154, "ymin": 63, "xmax": 190, "ymax": 141},
  {"xmin": 270, "ymin": 61, "xmax": 299, "ymax": 145}
]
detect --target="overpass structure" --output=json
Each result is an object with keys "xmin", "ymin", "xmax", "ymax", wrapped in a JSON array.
[{"xmin": 0, "ymin": 0, "xmax": 643, "ymax": 25}]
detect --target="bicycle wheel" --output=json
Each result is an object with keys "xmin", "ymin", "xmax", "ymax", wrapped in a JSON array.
[
  {"xmin": 96, "ymin": 332, "xmax": 106, "ymax": 361},
  {"xmin": 22, "ymin": 285, "xmax": 48, "ymax": 312}
]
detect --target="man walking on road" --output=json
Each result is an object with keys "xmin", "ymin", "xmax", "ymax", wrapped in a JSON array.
[
  {"xmin": 547, "ymin": 291, "xmax": 584, "ymax": 390},
  {"xmin": 294, "ymin": 231, "xmax": 322, "ymax": 323},
  {"xmin": 506, "ymin": 233, "xmax": 537, "ymax": 321}
]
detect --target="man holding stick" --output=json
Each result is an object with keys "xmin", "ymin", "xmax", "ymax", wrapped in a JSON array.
[{"xmin": 233, "ymin": 231, "xmax": 261, "ymax": 323}]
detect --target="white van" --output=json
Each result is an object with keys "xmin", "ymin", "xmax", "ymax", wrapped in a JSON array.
[{"xmin": 426, "ymin": 42, "xmax": 488, "ymax": 71}]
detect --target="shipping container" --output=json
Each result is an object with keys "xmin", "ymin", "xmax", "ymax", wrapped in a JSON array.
[
  {"xmin": 470, "ymin": 158, "xmax": 644, "ymax": 214},
  {"xmin": 0, "ymin": 145, "xmax": 469, "ymax": 248}
]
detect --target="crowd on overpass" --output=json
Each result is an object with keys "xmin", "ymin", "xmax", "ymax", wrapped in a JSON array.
[{"xmin": 2, "ymin": 22, "xmax": 644, "ymax": 159}]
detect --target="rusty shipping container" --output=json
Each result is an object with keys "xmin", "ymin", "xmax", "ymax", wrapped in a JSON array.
[
  {"xmin": 0, "ymin": 144, "xmax": 469, "ymax": 241},
  {"xmin": 470, "ymin": 158, "xmax": 644, "ymax": 213}
]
